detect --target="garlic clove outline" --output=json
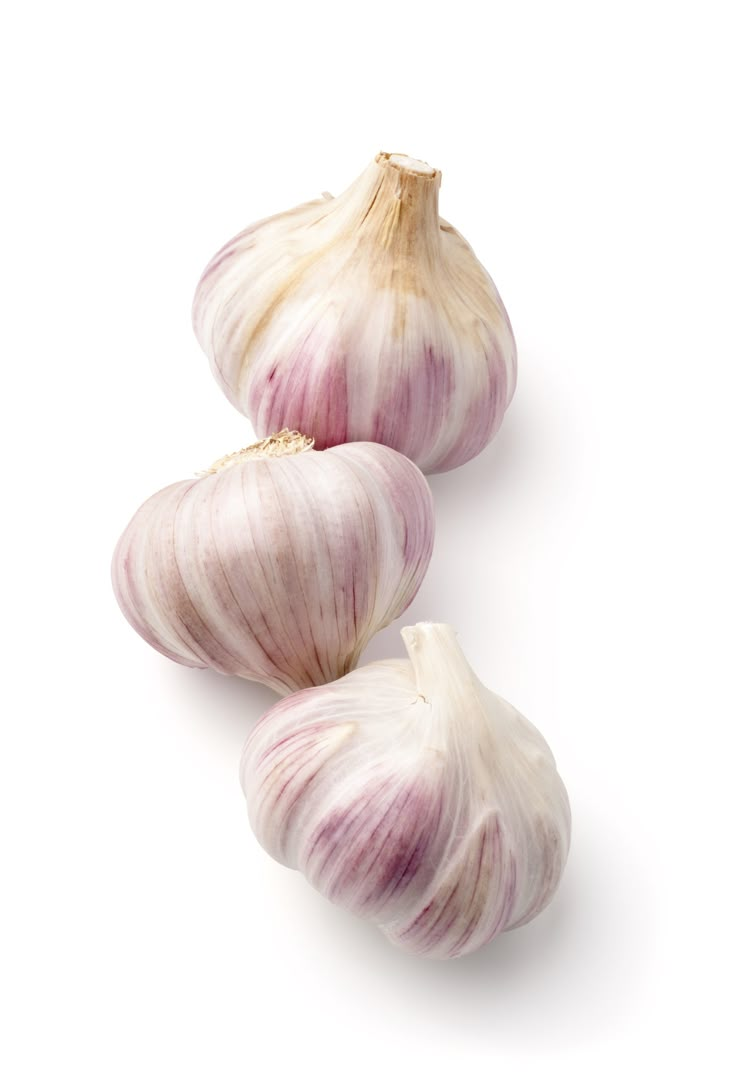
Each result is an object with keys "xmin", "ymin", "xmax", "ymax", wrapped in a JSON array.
[
  {"xmin": 193, "ymin": 152, "xmax": 517, "ymax": 474},
  {"xmin": 111, "ymin": 431, "xmax": 435, "ymax": 696},
  {"xmin": 241, "ymin": 622, "xmax": 570, "ymax": 958}
]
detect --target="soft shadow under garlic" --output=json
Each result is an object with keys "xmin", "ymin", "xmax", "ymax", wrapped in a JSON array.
[
  {"xmin": 279, "ymin": 836, "xmax": 636, "ymax": 1051},
  {"xmin": 185, "ymin": 668, "xmax": 279, "ymax": 729}
]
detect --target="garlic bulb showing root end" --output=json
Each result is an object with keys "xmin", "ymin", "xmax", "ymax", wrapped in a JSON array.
[
  {"xmin": 241, "ymin": 623, "xmax": 570, "ymax": 958},
  {"xmin": 111, "ymin": 433, "xmax": 435, "ymax": 696},
  {"xmin": 193, "ymin": 152, "xmax": 517, "ymax": 474}
]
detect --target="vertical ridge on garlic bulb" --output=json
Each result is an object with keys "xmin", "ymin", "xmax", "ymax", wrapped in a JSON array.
[
  {"xmin": 111, "ymin": 432, "xmax": 435, "ymax": 695},
  {"xmin": 241, "ymin": 622, "xmax": 571, "ymax": 958},
  {"xmin": 193, "ymin": 152, "xmax": 517, "ymax": 473}
]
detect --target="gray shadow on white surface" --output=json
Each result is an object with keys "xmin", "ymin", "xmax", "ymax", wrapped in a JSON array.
[
  {"xmin": 362, "ymin": 393, "xmax": 546, "ymax": 663},
  {"xmin": 272, "ymin": 825, "xmax": 642, "ymax": 1051},
  {"xmin": 170, "ymin": 666, "xmax": 279, "ymax": 744},
  {"xmin": 183, "ymin": 666, "xmax": 278, "ymax": 724},
  {"xmin": 429, "ymin": 366, "xmax": 572, "ymax": 499}
]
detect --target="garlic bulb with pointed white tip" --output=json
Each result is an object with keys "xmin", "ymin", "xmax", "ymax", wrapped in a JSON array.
[
  {"xmin": 111, "ymin": 432, "xmax": 434, "ymax": 695},
  {"xmin": 193, "ymin": 152, "xmax": 517, "ymax": 474},
  {"xmin": 241, "ymin": 623, "xmax": 570, "ymax": 958}
]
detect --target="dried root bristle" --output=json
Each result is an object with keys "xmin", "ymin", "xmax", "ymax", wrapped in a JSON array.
[{"xmin": 199, "ymin": 430, "xmax": 315, "ymax": 476}]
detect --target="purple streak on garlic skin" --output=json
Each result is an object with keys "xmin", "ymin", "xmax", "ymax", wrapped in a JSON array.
[
  {"xmin": 111, "ymin": 435, "xmax": 435, "ymax": 695},
  {"xmin": 193, "ymin": 153, "xmax": 517, "ymax": 474},
  {"xmin": 241, "ymin": 624, "xmax": 571, "ymax": 959},
  {"xmin": 244, "ymin": 342, "xmax": 508, "ymax": 473}
]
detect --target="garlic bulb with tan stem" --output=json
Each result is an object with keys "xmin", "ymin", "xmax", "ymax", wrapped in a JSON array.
[
  {"xmin": 193, "ymin": 152, "xmax": 517, "ymax": 473},
  {"xmin": 241, "ymin": 622, "xmax": 570, "ymax": 958},
  {"xmin": 111, "ymin": 432, "xmax": 434, "ymax": 695}
]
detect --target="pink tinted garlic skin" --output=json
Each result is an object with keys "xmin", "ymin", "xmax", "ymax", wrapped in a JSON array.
[
  {"xmin": 241, "ymin": 623, "xmax": 571, "ymax": 959},
  {"xmin": 111, "ymin": 432, "xmax": 434, "ymax": 696},
  {"xmin": 193, "ymin": 152, "xmax": 517, "ymax": 474}
]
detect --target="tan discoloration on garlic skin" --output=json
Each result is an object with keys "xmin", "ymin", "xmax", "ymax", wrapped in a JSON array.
[
  {"xmin": 111, "ymin": 442, "xmax": 435, "ymax": 695},
  {"xmin": 241, "ymin": 624, "xmax": 571, "ymax": 959},
  {"xmin": 192, "ymin": 153, "xmax": 517, "ymax": 473}
]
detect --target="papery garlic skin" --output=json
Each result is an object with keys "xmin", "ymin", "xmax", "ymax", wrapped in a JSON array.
[
  {"xmin": 241, "ymin": 623, "xmax": 570, "ymax": 958},
  {"xmin": 193, "ymin": 152, "xmax": 517, "ymax": 474},
  {"xmin": 111, "ymin": 433, "xmax": 434, "ymax": 696}
]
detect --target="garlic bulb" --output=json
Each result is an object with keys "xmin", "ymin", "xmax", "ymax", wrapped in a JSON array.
[
  {"xmin": 111, "ymin": 431, "xmax": 434, "ymax": 695},
  {"xmin": 193, "ymin": 152, "xmax": 517, "ymax": 474},
  {"xmin": 242, "ymin": 623, "xmax": 570, "ymax": 958}
]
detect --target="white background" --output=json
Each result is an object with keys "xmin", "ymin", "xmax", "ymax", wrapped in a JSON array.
[{"xmin": 2, "ymin": 1, "xmax": 735, "ymax": 1080}]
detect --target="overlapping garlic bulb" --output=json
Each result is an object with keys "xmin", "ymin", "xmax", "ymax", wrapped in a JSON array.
[
  {"xmin": 111, "ymin": 431, "xmax": 434, "ymax": 695},
  {"xmin": 242, "ymin": 622, "xmax": 570, "ymax": 958},
  {"xmin": 193, "ymin": 152, "xmax": 517, "ymax": 474}
]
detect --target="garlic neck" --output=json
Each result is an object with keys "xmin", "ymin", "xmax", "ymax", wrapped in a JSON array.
[
  {"xmin": 331, "ymin": 151, "xmax": 442, "ymax": 262},
  {"xmin": 200, "ymin": 429, "xmax": 314, "ymax": 476},
  {"xmin": 401, "ymin": 623, "xmax": 480, "ymax": 703}
]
